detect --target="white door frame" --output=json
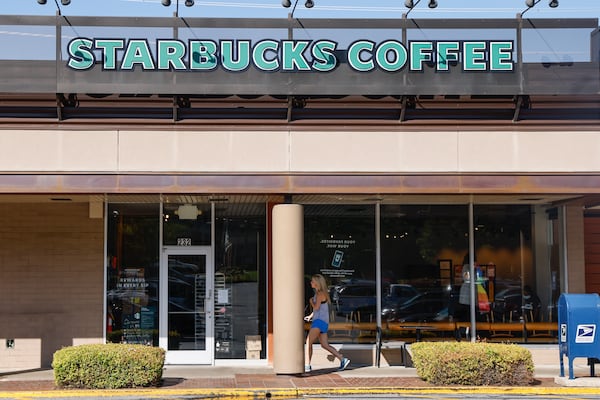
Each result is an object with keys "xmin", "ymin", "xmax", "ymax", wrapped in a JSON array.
[{"xmin": 160, "ymin": 245, "xmax": 214, "ymax": 364}]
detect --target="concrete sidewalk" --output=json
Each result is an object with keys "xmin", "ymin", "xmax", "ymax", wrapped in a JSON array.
[{"xmin": 1, "ymin": 345, "xmax": 600, "ymax": 398}]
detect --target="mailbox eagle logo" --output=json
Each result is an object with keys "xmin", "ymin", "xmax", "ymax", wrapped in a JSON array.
[{"xmin": 575, "ymin": 324, "xmax": 596, "ymax": 343}]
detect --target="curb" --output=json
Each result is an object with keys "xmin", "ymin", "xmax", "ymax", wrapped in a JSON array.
[{"xmin": 2, "ymin": 386, "xmax": 600, "ymax": 399}]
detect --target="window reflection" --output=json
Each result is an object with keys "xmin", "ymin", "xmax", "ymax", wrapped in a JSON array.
[
  {"xmin": 299, "ymin": 202, "xmax": 555, "ymax": 344},
  {"xmin": 214, "ymin": 204, "xmax": 266, "ymax": 359},
  {"xmin": 381, "ymin": 205, "xmax": 467, "ymax": 325},
  {"xmin": 106, "ymin": 203, "xmax": 160, "ymax": 345},
  {"xmin": 304, "ymin": 204, "xmax": 376, "ymax": 331}
]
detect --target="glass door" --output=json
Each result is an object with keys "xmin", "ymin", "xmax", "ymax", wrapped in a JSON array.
[{"xmin": 160, "ymin": 247, "xmax": 213, "ymax": 364}]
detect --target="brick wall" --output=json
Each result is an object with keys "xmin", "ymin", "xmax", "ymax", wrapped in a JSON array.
[{"xmin": 0, "ymin": 201, "xmax": 104, "ymax": 369}]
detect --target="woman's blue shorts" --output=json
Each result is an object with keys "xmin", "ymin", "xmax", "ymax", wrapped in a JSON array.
[{"xmin": 311, "ymin": 319, "xmax": 329, "ymax": 333}]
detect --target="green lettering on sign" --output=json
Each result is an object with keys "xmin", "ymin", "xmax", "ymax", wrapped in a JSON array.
[{"xmin": 121, "ymin": 40, "xmax": 155, "ymax": 70}]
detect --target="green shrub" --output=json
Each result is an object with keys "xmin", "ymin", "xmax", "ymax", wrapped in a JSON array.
[
  {"xmin": 52, "ymin": 343, "xmax": 165, "ymax": 389},
  {"xmin": 411, "ymin": 341, "xmax": 534, "ymax": 386}
]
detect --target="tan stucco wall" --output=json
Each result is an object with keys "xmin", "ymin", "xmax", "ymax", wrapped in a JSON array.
[
  {"xmin": 0, "ymin": 202, "xmax": 104, "ymax": 370},
  {"xmin": 2, "ymin": 129, "xmax": 600, "ymax": 174}
]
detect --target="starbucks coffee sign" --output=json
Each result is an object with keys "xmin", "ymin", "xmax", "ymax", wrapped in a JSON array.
[{"xmin": 67, "ymin": 38, "xmax": 514, "ymax": 73}]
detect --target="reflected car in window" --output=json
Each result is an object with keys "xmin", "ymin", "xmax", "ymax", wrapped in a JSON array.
[
  {"xmin": 331, "ymin": 282, "xmax": 376, "ymax": 320},
  {"xmin": 381, "ymin": 284, "xmax": 421, "ymax": 321},
  {"xmin": 492, "ymin": 286, "xmax": 523, "ymax": 321},
  {"xmin": 383, "ymin": 291, "xmax": 450, "ymax": 322}
]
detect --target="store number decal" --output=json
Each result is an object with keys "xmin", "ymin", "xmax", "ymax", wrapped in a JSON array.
[{"xmin": 177, "ymin": 238, "xmax": 192, "ymax": 246}]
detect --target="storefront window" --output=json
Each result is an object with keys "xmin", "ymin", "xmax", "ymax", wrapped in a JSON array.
[
  {"xmin": 547, "ymin": 208, "xmax": 561, "ymax": 319},
  {"xmin": 381, "ymin": 205, "xmax": 468, "ymax": 326},
  {"xmin": 379, "ymin": 203, "xmax": 549, "ymax": 341},
  {"xmin": 106, "ymin": 197, "xmax": 267, "ymax": 358},
  {"xmin": 304, "ymin": 204, "xmax": 376, "ymax": 336},
  {"xmin": 106, "ymin": 202, "xmax": 160, "ymax": 345},
  {"xmin": 473, "ymin": 205, "xmax": 533, "ymax": 325},
  {"xmin": 214, "ymin": 203, "xmax": 266, "ymax": 359}
]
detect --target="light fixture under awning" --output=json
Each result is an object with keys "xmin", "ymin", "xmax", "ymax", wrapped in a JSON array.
[{"xmin": 175, "ymin": 204, "xmax": 201, "ymax": 220}]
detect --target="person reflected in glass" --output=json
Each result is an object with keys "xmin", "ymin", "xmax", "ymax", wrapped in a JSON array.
[
  {"xmin": 454, "ymin": 254, "xmax": 475, "ymax": 322},
  {"xmin": 304, "ymin": 274, "xmax": 350, "ymax": 373},
  {"xmin": 454, "ymin": 254, "xmax": 489, "ymax": 323}
]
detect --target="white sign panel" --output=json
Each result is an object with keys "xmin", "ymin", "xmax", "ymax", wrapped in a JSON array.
[
  {"xmin": 560, "ymin": 324, "xmax": 567, "ymax": 343},
  {"xmin": 575, "ymin": 324, "xmax": 596, "ymax": 343}
]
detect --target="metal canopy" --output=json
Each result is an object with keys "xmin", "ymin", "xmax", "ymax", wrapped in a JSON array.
[{"xmin": 0, "ymin": 15, "xmax": 598, "ymax": 96}]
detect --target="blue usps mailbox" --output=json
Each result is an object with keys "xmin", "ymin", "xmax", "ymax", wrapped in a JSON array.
[{"xmin": 558, "ymin": 293, "xmax": 600, "ymax": 379}]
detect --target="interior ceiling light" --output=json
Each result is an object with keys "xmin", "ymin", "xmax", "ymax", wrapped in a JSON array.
[{"xmin": 174, "ymin": 204, "xmax": 202, "ymax": 220}]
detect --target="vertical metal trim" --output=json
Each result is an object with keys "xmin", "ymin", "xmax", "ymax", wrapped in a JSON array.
[
  {"xmin": 399, "ymin": 96, "xmax": 407, "ymax": 123},
  {"xmin": 516, "ymin": 13, "xmax": 524, "ymax": 94},
  {"xmin": 159, "ymin": 197, "xmax": 167, "ymax": 351},
  {"xmin": 375, "ymin": 202, "xmax": 382, "ymax": 330},
  {"xmin": 469, "ymin": 200, "xmax": 476, "ymax": 342},
  {"xmin": 561, "ymin": 205, "xmax": 569, "ymax": 293},
  {"xmin": 286, "ymin": 13, "xmax": 294, "ymax": 122},
  {"xmin": 172, "ymin": 13, "xmax": 178, "ymax": 122},
  {"xmin": 210, "ymin": 201, "xmax": 216, "ymax": 364},
  {"xmin": 55, "ymin": 11, "xmax": 61, "ymax": 120},
  {"xmin": 102, "ymin": 194, "xmax": 108, "ymax": 342}
]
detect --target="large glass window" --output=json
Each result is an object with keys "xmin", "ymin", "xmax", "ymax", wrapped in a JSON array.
[
  {"xmin": 214, "ymin": 202, "xmax": 266, "ymax": 359},
  {"xmin": 378, "ymin": 203, "xmax": 552, "ymax": 343},
  {"xmin": 106, "ymin": 197, "xmax": 268, "ymax": 359},
  {"xmin": 474, "ymin": 205, "xmax": 533, "ymax": 325},
  {"xmin": 381, "ymin": 205, "xmax": 468, "ymax": 326},
  {"xmin": 106, "ymin": 202, "xmax": 160, "ymax": 345},
  {"xmin": 304, "ymin": 204, "xmax": 376, "ymax": 336},
  {"xmin": 547, "ymin": 208, "xmax": 561, "ymax": 320}
]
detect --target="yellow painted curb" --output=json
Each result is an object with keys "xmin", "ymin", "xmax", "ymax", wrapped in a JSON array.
[
  {"xmin": 0, "ymin": 387, "xmax": 298, "ymax": 399},
  {"xmin": 1, "ymin": 385, "xmax": 600, "ymax": 398},
  {"xmin": 297, "ymin": 386, "xmax": 600, "ymax": 396}
]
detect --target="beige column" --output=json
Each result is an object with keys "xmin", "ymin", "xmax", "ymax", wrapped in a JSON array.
[{"xmin": 272, "ymin": 204, "xmax": 304, "ymax": 374}]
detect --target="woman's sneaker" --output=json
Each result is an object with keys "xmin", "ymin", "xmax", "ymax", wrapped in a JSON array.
[
  {"xmin": 338, "ymin": 358, "xmax": 350, "ymax": 371},
  {"xmin": 305, "ymin": 365, "xmax": 312, "ymax": 372}
]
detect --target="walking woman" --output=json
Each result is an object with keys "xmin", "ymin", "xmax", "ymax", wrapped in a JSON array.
[{"xmin": 305, "ymin": 274, "xmax": 350, "ymax": 372}]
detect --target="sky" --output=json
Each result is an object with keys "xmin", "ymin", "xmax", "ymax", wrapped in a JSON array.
[
  {"xmin": 1, "ymin": 0, "xmax": 598, "ymax": 62},
  {"xmin": 3, "ymin": 0, "xmax": 600, "ymax": 20}
]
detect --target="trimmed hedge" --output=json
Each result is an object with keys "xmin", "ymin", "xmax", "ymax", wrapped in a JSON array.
[
  {"xmin": 52, "ymin": 343, "xmax": 165, "ymax": 389},
  {"xmin": 411, "ymin": 341, "xmax": 534, "ymax": 386}
]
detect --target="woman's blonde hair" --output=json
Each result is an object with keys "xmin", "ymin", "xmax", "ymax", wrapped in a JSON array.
[{"xmin": 312, "ymin": 274, "xmax": 331, "ymax": 304}]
